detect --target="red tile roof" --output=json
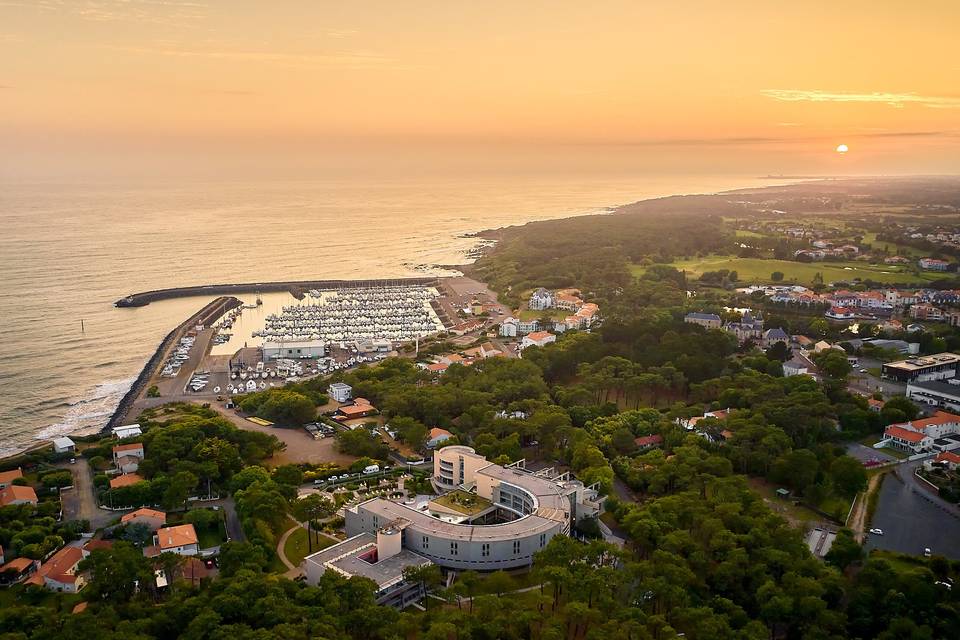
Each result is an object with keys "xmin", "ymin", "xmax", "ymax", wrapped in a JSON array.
[
  {"xmin": 0, "ymin": 468, "xmax": 24, "ymax": 486},
  {"xmin": 112, "ymin": 443, "xmax": 144, "ymax": 454},
  {"xmin": 121, "ymin": 507, "xmax": 167, "ymax": 525},
  {"xmin": 1, "ymin": 557, "xmax": 35, "ymax": 573},
  {"xmin": 157, "ymin": 524, "xmax": 198, "ymax": 550},
  {"xmin": 109, "ymin": 473, "xmax": 144, "ymax": 488},
  {"xmin": 634, "ymin": 434, "xmax": 663, "ymax": 447},
  {"xmin": 935, "ymin": 451, "xmax": 960, "ymax": 465},
  {"xmin": 35, "ymin": 546, "xmax": 84, "ymax": 585},
  {"xmin": 0, "ymin": 484, "xmax": 38, "ymax": 506},
  {"xmin": 884, "ymin": 426, "xmax": 927, "ymax": 443}
]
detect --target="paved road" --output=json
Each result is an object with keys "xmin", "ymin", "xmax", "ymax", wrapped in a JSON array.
[
  {"xmin": 865, "ymin": 461, "xmax": 960, "ymax": 560},
  {"xmin": 202, "ymin": 496, "xmax": 244, "ymax": 543},
  {"xmin": 845, "ymin": 442, "xmax": 897, "ymax": 465},
  {"xmin": 59, "ymin": 459, "xmax": 115, "ymax": 530}
]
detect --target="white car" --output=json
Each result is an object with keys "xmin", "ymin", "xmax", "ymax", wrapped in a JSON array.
[{"xmin": 869, "ymin": 528, "xmax": 883, "ymax": 535}]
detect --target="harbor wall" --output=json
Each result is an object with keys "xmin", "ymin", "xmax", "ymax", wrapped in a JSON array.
[
  {"xmin": 105, "ymin": 296, "xmax": 242, "ymax": 432},
  {"xmin": 115, "ymin": 277, "xmax": 440, "ymax": 307}
]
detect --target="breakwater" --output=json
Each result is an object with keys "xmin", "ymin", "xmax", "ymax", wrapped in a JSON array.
[
  {"xmin": 105, "ymin": 296, "xmax": 242, "ymax": 431},
  {"xmin": 115, "ymin": 277, "xmax": 440, "ymax": 307}
]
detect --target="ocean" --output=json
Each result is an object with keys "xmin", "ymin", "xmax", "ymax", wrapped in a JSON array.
[{"xmin": 0, "ymin": 174, "xmax": 767, "ymax": 457}]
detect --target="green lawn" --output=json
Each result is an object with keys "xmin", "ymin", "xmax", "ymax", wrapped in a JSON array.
[
  {"xmin": 860, "ymin": 232, "xmax": 927, "ymax": 258},
  {"xmin": 517, "ymin": 308, "xmax": 567, "ymax": 321},
  {"xmin": 632, "ymin": 254, "xmax": 940, "ymax": 286},
  {"xmin": 282, "ymin": 527, "xmax": 337, "ymax": 567},
  {"xmin": 735, "ymin": 229, "xmax": 766, "ymax": 238}
]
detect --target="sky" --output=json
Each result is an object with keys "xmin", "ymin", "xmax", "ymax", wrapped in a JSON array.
[{"xmin": 1, "ymin": 0, "xmax": 959, "ymax": 179}]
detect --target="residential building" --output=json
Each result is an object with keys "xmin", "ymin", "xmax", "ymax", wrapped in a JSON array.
[
  {"xmin": 684, "ymin": 312, "xmax": 722, "ymax": 329},
  {"xmin": 634, "ymin": 434, "xmax": 663, "ymax": 450},
  {"xmin": 0, "ymin": 557, "xmax": 37, "ymax": 586},
  {"xmin": 552, "ymin": 291, "xmax": 583, "ymax": 311},
  {"xmin": 517, "ymin": 319, "xmax": 541, "ymax": 334},
  {"xmin": 880, "ymin": 425, "xmax": 933, "ymax": 453},
  {"xmin": 0, "ymin": 468, "xmax": 24, "ymax": 488},
  {"xmin": 121, "ymin": 507, "xmax": 167, "ymax": 531},
  {"xmin": 931, "ymin": 451, "xmax": 960, "ymax": 471},
  {"xmin": 825, "ymin": 306, "xmax": 856, "ymax": 321},
  {"xmin": 528, "ymin": 288, "xmax": 554, "ymax": 311},
  {"xmin": 52, "ymin": 437, "xmax": 76, "ymax": 454},
  {"xmin": 113, "ymin": 442, "xmax": 145, "ymax": 473},
  {"xmin": 919, "ymin": 257, "xmax": 950, "ymax": 271},
  {"xmin": 109, "ymin": 473, "xmax": 144, "ymax": 489},
  {"xmin": 783, "ymin": 353, "xmax": 816, "ymax": 377},
  {"xmin": 520, "ymin": 331, "xmax": 556, "ymax": 350},
  {"xmin": 148, "ymin": 524, "xmax": 199, "ymax": 557},
  {"xmin": 867, "ymin": 398, "xmax": 886, "ymax": 413},
  {"xmin": 327, "ymin": 382, "xmax": 353, "ymax": 403},
  {"xmin": 879, "ymin": 411, "xmax": 960, "ymax": 453},
  {"xmin": 881, "ymin": 352, "xmax": 960, "ymax": 383},
  {"xmin": 499, "ymin": 317, "xmax": 519, "ymax": 337},
  {"xmin": 910, "ymin": 303, "xmax": 945, "ymax": 321},
  {"xmin": 763, "ymin": 327, "xmax": 789, "ymax": 346},
  {"xmin": 27, "ymin": 546, "xmax": 86, "ymax": 592},
  {"xmin": 335, "ymin": 398, "xmax": 378, "ymax": 420},
  {"xmin": 0, "ymin": 484, "xmax": 37, "ymax": 507},
  {"xmin": 426, "ymin": 428, "xmax": 454, "ymax": 449},
  {"xmin": 725, "ymin": 310, "xmax": 764, "ymax": 343}
]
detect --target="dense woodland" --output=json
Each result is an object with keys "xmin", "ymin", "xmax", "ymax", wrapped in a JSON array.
[{"xmin": 4, "ymin": 198, "xmax": 960, "ymax": 639}]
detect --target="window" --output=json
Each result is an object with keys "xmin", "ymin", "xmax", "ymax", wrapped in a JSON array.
[
  {"xmin": 450, "ymin": 541, "xmax": 458, "ymax": 556},
  {"xmin": 513, "ymin": 540, "xmax": 521, "ymax": 554},
  {"xmin": 481, "ymin": 543, "xmax": 490, "ymax": 557},
  {"xmin": 422, "ymin": 536, "xmax": 429, "ymax": 549},
  {"xmin": 372, "ymin": 516, "xmax": 378, "ymax": 528},
  {"xmin": 540, "ymin": 534, "xmax": 546, "ymax": 548}
]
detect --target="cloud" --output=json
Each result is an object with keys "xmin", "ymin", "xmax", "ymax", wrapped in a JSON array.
[
  {"xmin": 761, "ymin": 89, "xmax": 960, "ymax": 109},
  {"xmin": 0, "ymin": 1, "xmax": 208, "ymax": 26}
]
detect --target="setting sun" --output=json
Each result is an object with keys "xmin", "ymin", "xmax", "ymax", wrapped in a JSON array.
[{"xmin": 836, "ymin": 144, "xmax": 849, "ymax": 154}]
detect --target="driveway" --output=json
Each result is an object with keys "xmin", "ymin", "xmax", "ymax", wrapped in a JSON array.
[
  {"xmin": 864, "ymin": 461, "xmax": 960, "ymax": 560},
  {"xmin": 845, "ymin": 442, "xmax": 897, "ymax": 465},
  {"xmin": 58, "ymin": 458, "xmax": 116, "ymax": 530},
  {"xmin": 201, "ymin": 496, "xmax": 245, "ymax": 543}
]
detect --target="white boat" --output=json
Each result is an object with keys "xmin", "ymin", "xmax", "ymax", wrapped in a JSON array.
[
  {"xmin": 258, "ymin": 382, "xmax": 266, "ymax": 390},
  {"xmin": 213, "ymin": 386, "xmax": 221, "ymax": 393}
]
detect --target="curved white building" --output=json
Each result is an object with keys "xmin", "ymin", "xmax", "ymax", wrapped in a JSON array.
[{"xmin": 344, "ymin": 446, "xmax": 601, "ymax": 570}]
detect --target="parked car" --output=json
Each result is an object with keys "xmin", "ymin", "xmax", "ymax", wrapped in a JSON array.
[
  {"xmin": 869, "ymin": 528, "xmax": 883, "ymax": 535},
  {"xmin": 924, "ymin": 547, "xmax": 932, "ymax": 557}
]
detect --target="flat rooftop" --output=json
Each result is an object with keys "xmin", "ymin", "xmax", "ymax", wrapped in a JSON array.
[
  {"xmin": 908, "ymin": 379, "xmax": 960, "ymax": 396},
  {"xmin": 885, "ymin": 352, "xmax": 960, "ymax": 371},
  {"xmin": 305, "ymin": 533, "xmax": 429, "ymax": 590}
]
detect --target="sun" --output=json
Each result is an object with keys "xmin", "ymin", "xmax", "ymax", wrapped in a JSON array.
[{"xmin": 836, "ymin": 144, "xmax": 849, "ymax": 154}]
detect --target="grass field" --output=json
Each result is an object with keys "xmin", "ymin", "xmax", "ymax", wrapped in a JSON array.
[
  {"xmin": 632, "ymin": 255, "xmax": 940, "ymax": 286},
  {"xmin": 860, "ymin": 231, "xmax": 927, "ymax": 258},
  {"xmin": 518, "ymin": 308, "xmax": 567, "ymax": 321},
  {"xmin": 283, "ymin": 527, "xmax": 337, "ymax": 567}
]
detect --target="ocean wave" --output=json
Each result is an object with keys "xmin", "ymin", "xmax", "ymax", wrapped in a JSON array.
[{"xmin": 33, "ymin": 376, "xmax": 136, "ymax": 442}]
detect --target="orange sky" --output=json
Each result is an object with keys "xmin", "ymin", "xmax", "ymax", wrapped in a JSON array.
[{"xmin": 2, "ymin": 1, "xmax": 958, "ymax": 176}]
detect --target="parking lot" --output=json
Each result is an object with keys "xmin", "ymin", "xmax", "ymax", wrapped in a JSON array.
[
  {"xmin": 865, "ymin": 469, "xmax": 960, "ymax": 560},
  {"xmin": 845, "ymin": 442, "xmax": 898, "ymax": 465}
]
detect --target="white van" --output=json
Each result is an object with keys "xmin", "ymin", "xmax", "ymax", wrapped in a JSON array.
[{"xmin": 363, "ymin": 464, "xmax": 380, "ymax": 475}]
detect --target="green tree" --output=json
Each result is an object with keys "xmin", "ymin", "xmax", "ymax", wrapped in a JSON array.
[{"xmin": 830, "ymin": 455, "xmax": 867, "ymax": 498}]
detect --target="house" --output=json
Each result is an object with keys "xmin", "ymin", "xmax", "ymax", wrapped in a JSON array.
[
  {"xmin": 0, "ymin": 468, "xmax": 24, "ymax": 488},
  {"xmin": 520, "ymin": 331, "xmax": 556, "ymax": 350},
  {"xmin": 910, "ymin": 303, "xmax": 944, "ymax": 321},
  {"xmin": 52, "ymin": 437, "xmax": 76, "ymax": 454},
  {"xmin": 121, "ymin": 507, "xmax": 167, "ymax": 531},
  {"xmin": 109, "ymin": 473, "xmax": 144, "ymax": 489},
  {"xmin": 449, "ymin": 319, "xmax": 486, "ymax": 336},
  {"xmin": 575, "ymin": 303, "xmax": 600, "ymax": 327},
  {"xmin": 783, "ymin": 353, "xmax": 816, "ymax": 377},
  {"xmin": 932, "ymin": 451, "xmax": 960, "ymax": 471},
  {"xmin": 336, "ymin": 398, "xmax": 378, "ymax": 420},
  {"xmin": 825, "ymin": 306, "xmax": 856, "ymax": 321},
  {"xmin": 813, "ymin": 340, "xmax": 836, "ymax": 353},
  {"xmin": 553, "ymin": 291, "xmax": 583, "ymax": 311},
  {"xmin": 113, "ymin": 442, "xmax": 145, "ymax": 473},
  {"xmin": 426, "ymin": 428, "xmax": 454, "ymax": 449},
  {"xmin": 528, "ymin": 288, "xmax": 554, "ymax": 311},
  {"xmin": 867, "ymin": 398, "xmax": 886, "ymax": 413},
  {"xmin": 880, "ymin": 425, "xmax": 933, "ymax": 453},
  {"xmin": 328, "ymin": 382, "xmax": 353, "ymax": 403},
  {"xmin": 81, "ymin": 539, "xmax": 113, "ymax": 557},
  {"xmin": 724, "ymin": 310, "xmax": 764, "ymax": 343},
  {"xmin": 763, "ymin": 327, "xmax": 790, "ymax": 346},
  {"xmin": 148, "ymin": 524, "xmax": 199, "ymax": 557},
  {"xmin": 684, "ymin": 312, "xmax": 722, "ymax": 329},
  {"xmin": 499, "ymin": 317, "xmax": 519, "ymax": 337},
  {"xmin": 0, "ymin": 484, "xmax": 38, "ymax": 507},
  {"xmin": 634, "ymin": 434, "xmax": 663, "ymax": 450},
  {"xmin": 885, "ymin": 256, "xmax": 910, "ymax": 264},
  {"xmin": 517, "ymin": 319, "xmax": 540, "ymax": 334},
  {"xmin": 919, "ymin": 257, "xmax": 950, "ymax": 271},
  {"xmin": 424, "ymin": 362, "xmax": 449, "ymax": 374},
  {"xmin": 28, "ymin": 546, "xmax": 86, "ymax": 592},
  {"xmin": 0, "ymin": 557, "xmax": 37, "ymax": 586},
  {"xmin": 112, "ymin": 424, "xmax": 143, "ymax": 439}
]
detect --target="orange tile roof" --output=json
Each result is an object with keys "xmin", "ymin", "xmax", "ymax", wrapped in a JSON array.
[
  {"xmin": 426, "ymin": 363, "xmax": 449, "ymax": 372},
  {"xmin": 109, "ymin": 473, "xmax": 144, "ymax": 488},
  {"xmin": 935, "ymin": 451, "xmax": 960, "ymax": 465},
  {"xmin": 0, "ymin": 468, "xmax": 24, "ymax": 486},
  {"xmin": 884, "ymin": 426, "xmax": 927, "ymax": 443},
  {"xmin": 429, "ymin": 428, "xmax": 453, "ymax": 440},
  {"xmin": 121, "ymin": 507, "xmax": 167, "ymax": 524},
  {"xmin": 0, "ymin": 484, "xmax": 37, "ymax": 506},
  {"xmin": 526, "ymin": 331, "xmax": 554, "ymax": 341},
  {"xmin": 157, "ymin": 524, "xmax": 198, "ymax": 550},
  {"xmin": 1, "ymin": 557, "xmax": 35, "ymax": 573},
  {"xmin": 902, "ymin": 411, "xmax": 960, "ymax": 430},
  {"xmin": 36, "ymin": 546, "xmax": 84, "ymax": 584},
  {"xmin": 82, "ymin": 539, "xmax": 113, "ymax": 553},
  {"xmin": 339, "ymin": 403, "xmax": 377, "ymax": 417},
  {"xmin": 112, "ymin": 443, "xmax": 143, "ymax": 453}
]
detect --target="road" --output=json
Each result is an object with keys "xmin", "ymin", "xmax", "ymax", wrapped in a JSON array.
[
  {"xmin": 864, "ymin": 460, "xmax": 960, "ymax": 560},
  {"xmin": 59, "ymin": 458, "xmax": 116, "ymax": 530},
  {"xmin": 202, "ymin": 496, "xmax": 244, "ymax": 543}
]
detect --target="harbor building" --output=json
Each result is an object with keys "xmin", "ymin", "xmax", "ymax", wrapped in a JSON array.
[
  {"xmin": 340, "ymin": 445, "xmax": 601, "ymax": 573},
  {"xmin": 262, "ymin": 339, "xmax": 326, "ymax": 360},
  {"xmin": 881, "ymin": 352, "xmax": 960, "ymax": 383}
]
